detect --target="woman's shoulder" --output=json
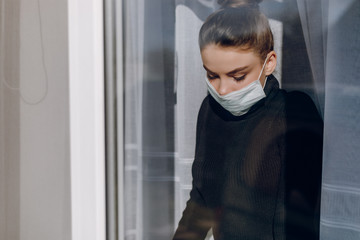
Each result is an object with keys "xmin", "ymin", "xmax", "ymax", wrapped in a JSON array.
[
  {"xmin": 194, "ymin": 95, "xmax": 212, "ymax": 132},
  {"xmin": 285, "ymin": 90, "xmax": 316, "ymax": 107},
  {"xmin": 283, "ymin": 90, "xmax": 323, "ymax": 137},
  {"xmin": 284, "ymin": 90, "xmax": 322, "ymax": 121},
  {"xmin": 197, "ymin": 95, "xmax": 211, "ymax": 117}
]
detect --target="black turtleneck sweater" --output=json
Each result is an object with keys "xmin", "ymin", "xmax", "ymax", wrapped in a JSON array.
[{"xmin": 173, "ymin": 75, "xmax": 323, "ymax": 240}]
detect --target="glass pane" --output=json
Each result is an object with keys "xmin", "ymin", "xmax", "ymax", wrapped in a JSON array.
[
  {"xmin": 120, "ymin": 0, "xmax": 324, "ymax": 240},
  {"xmin": 123, "ymin": 0, "xmax": 176, "ymax": 239}
]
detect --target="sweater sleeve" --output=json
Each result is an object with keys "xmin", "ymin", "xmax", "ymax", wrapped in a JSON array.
[
  {"xmin": 172, "ymin": 185, "xmax": 214, "ymax": 240},
  {"xmin": 285, "ymin": 91, "xmax": 323, "ymax": 240},
  {"xmin": 173, "ymin": 96, "xmax": 214, "ymax": 240}
]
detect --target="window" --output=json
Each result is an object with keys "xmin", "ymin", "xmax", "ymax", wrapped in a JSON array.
[{"xmin": 104, "ymin": 1, "xmax": 360, "ymax": 239}]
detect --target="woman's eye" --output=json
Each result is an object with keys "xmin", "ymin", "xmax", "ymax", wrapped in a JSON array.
[
  {"xmin": 233, "ymin": 75, "xmax": 245, "ymax": 81},
  {"xmin": 207, "ymin": 73, "xmax": 218, "ymax": 80}
]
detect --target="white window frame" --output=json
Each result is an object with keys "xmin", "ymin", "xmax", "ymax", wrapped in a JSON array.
[{"xmin": 68, "ymin": 0, "xmax": 106, "ymax": 240}]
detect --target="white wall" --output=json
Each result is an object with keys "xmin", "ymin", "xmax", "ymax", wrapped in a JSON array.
[
  {"xmin": 0, "ymin": 0, "xmax": 105, "ymax": 239},
  {"xmin": 1, "ymin": 0, "xmax": 71, "ymax": 239},
  {"xmin": 0, "ymin": 1, "xmax": 21, "ymax": 239}
]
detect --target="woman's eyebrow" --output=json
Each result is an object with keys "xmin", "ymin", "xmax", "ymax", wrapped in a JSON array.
[
  {"xmin": 203, "ymin": 65, "xmax": 249, "ymax": 75},
  {"xmin": 203, "ymin": 65, "xmax": 216, "ymax": 74},
  {"xmin": 226, "ymin": 66, "xmax": 249, "ymax": 75}
]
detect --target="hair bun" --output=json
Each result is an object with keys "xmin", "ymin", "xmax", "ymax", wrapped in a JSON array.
[{"xmin": 217, "ymin": 0, "xmax": 262, "ymax": 8}]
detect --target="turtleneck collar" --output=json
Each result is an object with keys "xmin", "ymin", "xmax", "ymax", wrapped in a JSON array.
[{"xmin": 263, "ymin": 74, "xmax": 280, "ymax": 98}]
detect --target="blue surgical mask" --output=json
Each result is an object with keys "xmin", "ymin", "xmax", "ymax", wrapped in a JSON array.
[{"xmin": 205, "ymin": 57, "xmax": 269, "ymax": 116}]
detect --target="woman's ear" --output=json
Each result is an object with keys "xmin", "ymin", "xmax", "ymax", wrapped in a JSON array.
[{"xmin": 264, "ymin": 51, "xmax": 277, "ymax": 76}]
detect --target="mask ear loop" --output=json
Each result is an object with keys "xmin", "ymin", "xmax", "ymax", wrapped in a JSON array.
[{"xmin": 260, "ymin": 54, "xmax": 270, "ymax": 90}]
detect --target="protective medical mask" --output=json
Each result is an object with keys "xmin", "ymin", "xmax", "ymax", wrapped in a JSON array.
[{"xmin": 205, "ymin": 57, "xmax": 269, "ymax": 116}]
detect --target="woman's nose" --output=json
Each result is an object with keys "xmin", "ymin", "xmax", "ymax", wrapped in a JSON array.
[{"xmin": 217, "ymin": 79, "xmax": 231, "ymax": 96}]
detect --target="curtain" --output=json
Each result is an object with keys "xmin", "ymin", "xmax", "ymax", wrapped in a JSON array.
[
  {"xmin": 296, "ymin": 0, "xmax": 326, "ymax": 117},
  {"xmin": 297, "ymin": 0, "xmax": 360, "ymax": 239},
  {"xmin": 174, "ymin": 0, "xmax": 211, "ymax": 227},
  {"xmin": 123, "ymin": 0, "xmax": 145, "ymax": 239},
  {"xmin": 123, "ymin": 0, "xmax": 176, "ymax": 239}
]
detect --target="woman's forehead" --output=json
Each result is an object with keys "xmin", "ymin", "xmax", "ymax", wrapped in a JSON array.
[{"xmin": 200, "ymin": 44, "xmax": 261, "ymax": 72}]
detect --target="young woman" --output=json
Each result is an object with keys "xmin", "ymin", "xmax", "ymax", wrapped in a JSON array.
[{"xmin": 173, "ymin": 0, "xmax": 323, "ymax": 240}]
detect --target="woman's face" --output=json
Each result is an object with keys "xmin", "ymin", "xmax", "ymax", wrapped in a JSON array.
[{"xmin": 200, "ymin": 44, "xmax": 268, "ymax": 96}]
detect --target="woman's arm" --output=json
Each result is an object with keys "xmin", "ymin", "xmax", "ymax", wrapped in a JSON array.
[{"xmin": 173, "ymin": 185, "xmax": 214, "ymax": 240}]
